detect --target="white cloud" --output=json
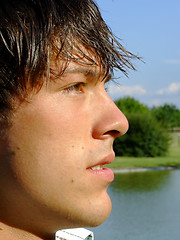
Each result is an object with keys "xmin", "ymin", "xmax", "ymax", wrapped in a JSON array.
[
  {"xmin": 108, "ymin": 84, "xmax": 146, "ymax": 97},
  {"xmin": 157, "ymin": 82, "xmax": 180, "ymax": 95}
]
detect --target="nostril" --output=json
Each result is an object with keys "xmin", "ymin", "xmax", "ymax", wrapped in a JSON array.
[{"xmin": 104, "ymin": 130, "xmax": 121, "ymax": 138}]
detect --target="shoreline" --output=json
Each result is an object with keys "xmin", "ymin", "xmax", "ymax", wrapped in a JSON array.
[{"xmin": 112, "ymin": 166, "xmax": 180, "ymax": 173}]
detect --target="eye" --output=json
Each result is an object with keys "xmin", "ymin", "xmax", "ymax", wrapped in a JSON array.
[{"xmin": 63, "ymin": 83, "xmax": 85, "ymax": 94}]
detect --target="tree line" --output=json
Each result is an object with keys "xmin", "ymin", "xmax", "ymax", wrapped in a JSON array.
[{"xmin": 113, "ymin": 97, "xmax": 180, "ymax": 157}]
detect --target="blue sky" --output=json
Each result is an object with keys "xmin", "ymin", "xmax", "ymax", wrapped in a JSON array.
[{"xmin": 96, "ymin": 0, "xmax": 180, "ymax": 109}]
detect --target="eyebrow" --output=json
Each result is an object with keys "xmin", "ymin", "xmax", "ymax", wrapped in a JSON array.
[{"xmin": 64, "ymin": 66, "xmax": 112, "ymax": 83}]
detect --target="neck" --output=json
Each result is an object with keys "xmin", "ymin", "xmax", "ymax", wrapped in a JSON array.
[{"xmin": 0, "ymin": 223, "xmax": 55, "ymax": 240}]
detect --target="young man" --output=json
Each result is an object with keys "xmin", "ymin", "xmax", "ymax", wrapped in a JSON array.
[{"xmin": 0, "ymin": 0, "xmax": 138, "ymax": 239}]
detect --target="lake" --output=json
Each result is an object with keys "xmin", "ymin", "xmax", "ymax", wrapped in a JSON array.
[{"xmin": 90, "ymin": 169, "xmax": 180, "ymax": 240}]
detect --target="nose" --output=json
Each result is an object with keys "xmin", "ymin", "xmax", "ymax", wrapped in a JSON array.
[{"xmin": 91, "ymin": 93, "xmax": 129, "ymax": 140}]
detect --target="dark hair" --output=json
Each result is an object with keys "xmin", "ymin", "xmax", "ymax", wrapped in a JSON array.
[{"xmin": 0, "ymin": 0, "xmax": 139, "ymax": 121}]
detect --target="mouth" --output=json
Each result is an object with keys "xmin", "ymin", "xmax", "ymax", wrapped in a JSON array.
[
  {"xmin": 90, "ymin": 165, "xmax": 104, "ymax": 170},
  {"xmin": 87, "ymin": 153, "xmax": 115, "ymax": 182},
  {"xmin": 88, "ymin": 152, "xmax": 115, "ymax": 169}
]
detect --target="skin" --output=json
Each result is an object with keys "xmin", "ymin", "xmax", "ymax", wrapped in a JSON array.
[{"xmin": 0, "ymin": 59, "xmax": 128, "ymax": 240}]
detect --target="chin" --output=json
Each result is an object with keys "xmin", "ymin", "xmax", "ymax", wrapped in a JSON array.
[
  {"xmin": 52, "ymin": 192, "xmax": 112, "ymax": 230},
  {"xmin": 82, "ymin": 194, "xmax": 112, "ymax": 228}
]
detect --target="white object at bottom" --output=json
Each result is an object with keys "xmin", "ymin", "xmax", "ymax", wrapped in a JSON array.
[{"xmin": 56, "ymin": 228, "xmax": 94, "ymax": 240}]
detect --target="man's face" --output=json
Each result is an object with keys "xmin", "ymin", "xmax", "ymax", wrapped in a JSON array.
[{"xmin": 2, "ymin": 60, "xmax": 128, "ymax": 233}]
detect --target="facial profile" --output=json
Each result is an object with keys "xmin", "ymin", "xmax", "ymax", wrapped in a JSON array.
[{"xmin": 1, "ymin": 56, "xmax": 128, "ymax": 232}]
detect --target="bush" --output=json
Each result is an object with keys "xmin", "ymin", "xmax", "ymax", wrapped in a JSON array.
[
  {"xmin": 151, "ymin": 104, "xmax": 180, "ymax": 129},
  {"xmin": 115, "ymin": 97, "xmax": 150, "ymax": 116},
  {"xmin": 113, "ymin": 112, "xmax": 170, "ymax": 157}
]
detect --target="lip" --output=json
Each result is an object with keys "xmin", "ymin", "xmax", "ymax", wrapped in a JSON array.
[
  {"xmin": 87, "ymin": 152, "xmax": 115, "ymax": 169},
  {"xmin": 86, "ymin": 152, "xmax": 115, "ymax": 182}
]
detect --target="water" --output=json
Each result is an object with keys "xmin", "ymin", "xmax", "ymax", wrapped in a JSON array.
[{"xmin": 90, "ymin": 169, "xmax": 180, "ymax": 240}]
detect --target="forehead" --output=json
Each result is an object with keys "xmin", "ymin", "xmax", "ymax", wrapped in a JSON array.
[
  {"xmin": 49, "ymin": 41, "xmax": 111, "ymax": 81},
  {"xmin": 50, "ymin": 63, "xmax": 111, "ymax": 87},
  {"xmin": 65, "ymin": 63, "xmax": 106, "ymax": 79}
]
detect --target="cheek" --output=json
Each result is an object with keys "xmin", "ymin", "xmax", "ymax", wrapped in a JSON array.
[
  {"xmin": 8, "ymin": 102, "xmax": 90, "ymax": 190},
  {"xmin": 7, "ymin": 99, "xmax": 107, "ymax": 211},
  {"xmin": 11, "ymin": 99, "xmax": 89, "ymax": 151}
]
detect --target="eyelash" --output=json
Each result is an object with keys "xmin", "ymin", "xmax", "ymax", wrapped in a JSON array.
[
  {"xmin": 62, "ymin": 81, "xmax": 109, "ymax": 95},
  {"xmin": 62, "ymin": 83, "xmax": 85, "ymax": 94}
]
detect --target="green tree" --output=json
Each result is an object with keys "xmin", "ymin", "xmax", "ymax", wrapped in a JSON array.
[
  {"xmin": 114, "ymin": 97, "xmax": 170, "ymax": 157},
  {"xmin": 151, "ymin": 104, "xmax": 180, "ymax": 129},
  {"xmin": 115, "ymin": 96, "xmax": 150, "ymax": 115}
]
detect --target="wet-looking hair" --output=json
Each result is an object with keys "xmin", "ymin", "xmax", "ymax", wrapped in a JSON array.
[{"xmin": 0, "ymin": 0, "xmax": 139, "ymax": 122}]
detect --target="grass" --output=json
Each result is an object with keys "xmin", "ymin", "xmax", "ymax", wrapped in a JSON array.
[{"xmin": 109, "ymin": 133, "xmax": 180, "ymax": 169}]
